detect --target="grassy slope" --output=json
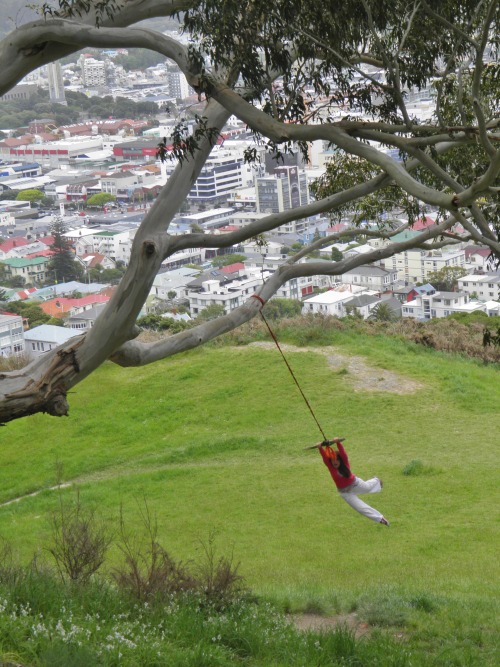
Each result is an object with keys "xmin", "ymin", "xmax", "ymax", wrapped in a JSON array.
[{"xmin": 0, "ymin": 332, "xmax": 499, "ymax": 618}]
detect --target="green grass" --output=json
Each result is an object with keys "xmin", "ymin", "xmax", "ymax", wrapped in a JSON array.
[{"xmin": 0, "ymin": 332, "xmax": 499, "ymax": 664}]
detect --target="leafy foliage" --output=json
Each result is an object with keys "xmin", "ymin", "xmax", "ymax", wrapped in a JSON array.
[
  {"xmin": 426, "ymin": 266, "xmax": 468, "ymax": 292},
  {"xmin": 6, "ymin": 301, "xmax": 50, "ymax": 328},
  {"xmin": 15, "ymin": 188, "xmax": 44, "ymax": 203},
  {"xmin": 40, "ymin": 0, "xmax": 120, "ymax": 27},
  {"xmin": 211, "ymin": 253, "xmax": 246, "ymax": 268},
  {"xmin": 157, "ymin": 115, "xmax": 221, "ymax": 164},
  {"xmin": 48, "ymin": 219, "xmax": 83, "ymax": 283},
  {"xmin": 262, "ymin": 297, "xmax": 303, "ymax": 320}
]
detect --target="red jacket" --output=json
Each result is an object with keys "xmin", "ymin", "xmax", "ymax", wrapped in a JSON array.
[{"xmin": 319, "ymin": 442, "xmax": 356, "ymax": 490}]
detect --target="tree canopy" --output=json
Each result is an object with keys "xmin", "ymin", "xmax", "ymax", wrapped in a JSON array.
[
  {"xmin": 0, "ymin": 0, "xmax": 499, "ymax": 424},
  {"xmin": 47, "ymin": 219, "xmax": 84, "ymax": 284}
]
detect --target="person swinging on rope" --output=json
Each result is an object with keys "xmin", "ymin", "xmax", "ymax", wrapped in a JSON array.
[{"xmin": 310, "ymin": 438, "xmax": 390, "ymax": 526}]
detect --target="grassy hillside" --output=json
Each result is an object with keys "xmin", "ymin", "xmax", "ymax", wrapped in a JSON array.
[{"xmin": 0, "ymin": 329, "xmax": 499, "ymax": 664}]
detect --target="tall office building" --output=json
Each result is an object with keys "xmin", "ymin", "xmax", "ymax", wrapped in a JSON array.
[
  {"xmin": 256, "ymin": 166, "xmax": 309, "ymax": 214},
  {"xmin": 47, "ymin": 62, "xmax": 67, "ymax": 105}
]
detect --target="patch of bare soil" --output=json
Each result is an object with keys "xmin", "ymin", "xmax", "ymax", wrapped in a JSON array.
[
  {"xmin": 289, "ymin": 612, "xmax": 371, "ymax": 637},
  {"xmin": 248, "ymin": 342, "xmax": 424, "ymax": 394}
]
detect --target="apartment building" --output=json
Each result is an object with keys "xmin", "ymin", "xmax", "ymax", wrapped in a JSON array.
[
  {"xmin": 458, "ymin": 274, "xmax": 500, "ymax": 302},
  {"xmin": 0, "ymin": 312, "xmax": 25, "ymax": 357}
]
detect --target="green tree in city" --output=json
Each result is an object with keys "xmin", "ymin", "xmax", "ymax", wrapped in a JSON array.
[
  {"xmin": 86, "ymin": 193, "xmax": 116, "ymax": 208},
  {"xmin": 331, "ymin": 247, "xmax": 344, "ymax": 262},
  {"xmin": 15, "ymin": 189, "xmax": 44, "ymax": 204},
  {"xmin": 368, "ymin": 301, "xmax": 398, "ymax": 322},
  {"xmin": 7, "ymin": 301, "xmax": 50, "ymax": 328},
  {"xmin": 262, "ymin": 298, "xmax": 303, "ymax": 320},
  {"xmin": 211, "ymin": 254, "xmax": 246, "ymax": 268},
  {"xmin": 196, "ymin": 304, "xmax": 226, "ymax": 321},
  {"xmin": 47, "ymin": 219, "xmax": 83, "ymax": 284},
  {"xmin": 426, "ymin": 266, "xmax": 468, "ymax": 292}
]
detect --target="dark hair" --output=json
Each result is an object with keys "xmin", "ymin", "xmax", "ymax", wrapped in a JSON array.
[{"xmin": 336, "ymin": 453, "xmax": 352, "ymax": 478}]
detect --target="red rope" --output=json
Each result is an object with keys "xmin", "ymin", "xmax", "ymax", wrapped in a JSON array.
[{"xmin": 251, "ymin": 295, "xmax": 328, "ymax": 440}]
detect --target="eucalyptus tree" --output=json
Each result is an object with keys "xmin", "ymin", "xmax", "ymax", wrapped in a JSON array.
[{"xmin": 0, "ymin": 0, "xmax": 499, "ymax": 424}]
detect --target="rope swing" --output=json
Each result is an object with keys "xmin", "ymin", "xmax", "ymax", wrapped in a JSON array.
[{"xmin": 251, "ymin": 294, "xmax": 329, "ymax": 441}]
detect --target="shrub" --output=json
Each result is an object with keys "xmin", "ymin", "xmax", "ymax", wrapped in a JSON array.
[
  {"xmin": 112, "ymin": 500, "xmax": 196, "ymax": 602},
  {"xmin": 193, "ymin": 530, "xmax": 245, "ymax": 608},
  {"xmin": 402, "ymin": 460, "xmax": 425, "ymax": 476},
  {"xmin": 48, "ymin": 489, "xmax": 112, "ymax": 585}
]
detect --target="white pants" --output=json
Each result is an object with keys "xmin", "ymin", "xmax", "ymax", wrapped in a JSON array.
[{"xmin": 339, "ymin": 477, "xmax": 384, "ymax": 523}]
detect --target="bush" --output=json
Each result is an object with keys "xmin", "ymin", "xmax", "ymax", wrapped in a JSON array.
[
  {"xmin": 402, "ymin": 459, "xmax": 425, "ymax": 476},
  {"xmin": 48, "ymin": 489, "xmax": 112, "ymax": 584},
  {"xmin": 112, "ymin": 501, "xmax": 196, "ymax": 601},
  {"xmin": 112, "ymin": 504, "xmax": 243, "ymax": 607}
]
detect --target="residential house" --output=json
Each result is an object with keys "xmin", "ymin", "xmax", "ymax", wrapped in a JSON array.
[
  {"xmin": 5, "ymin": 240, "xmax": 52, "ymax": 260},
  {"xmin": 92, "ymin": 230, "xmax": 130, "ymax": 260},
  {"xmin": 66, "ymin": 303, "xmax": 107, "ymax": 331},
  {"xmin": 24, "ymin": 324, "xmax": 80, "ymax": 358},
  {"xmin": 401, "ymin": 290, "xmax": 486, "ymax": 320},
  {"xmin": 344, "ymin": 243, "xmax": 378, "ymax": 260},
  {"xmin": 406, "ymin": 283, "xmax": 436, "ymax": 301},
  {"xmin": 0, "ymin": 256, "xmax": 51, "ymax": 285},
  {"xmin": 100, "ymin": 170, "xmax": 154, "ymax": 202},
  {"xmin": 39, "ymin": 293, "xmax": 110, "ymax": 319},
  {"xmin": 341, "ymin": 265, "xmax": 399, "ymax": 292},
  {"xmin": 302, "ymin": 285, "xmax": 368, "ymax": 317},
  {"xmin": 77, "ymin": 252, "xmax": 116, "ymax": 272},
  {"xmin": 457, "ymin": 274, "xmax": 500, "ymax": 302},
  {"xmin": 463, "ymin": 246, "xmax": 496, "ymax": 273},
  {"xmin": 342, "ymin": 293, "xmax": 382, "ymax": 319},
  {"xmin": 31, "ymin": 280, "xmax": 110, "ymax": 301},
  {"xmin": 244, "ymin": 255, "xmax": 316, "ymax": 298},
  {"xmin": 0, "ymin": 236, "xmax": 31, "ymax": 260},
  {"xmin": 0, "ymin": 311, "xmax": 25, "ymax": 357},
  {"xmin": 149, "ymin": 267, "xmax": 200, "ymax": 301},
  {"xmin": 386, "ymin": 246, "xmax": 465, "ymax": 284},
  {"xmin": 186, "ymin": 267, "xmax": 269, "ymax": 316}
]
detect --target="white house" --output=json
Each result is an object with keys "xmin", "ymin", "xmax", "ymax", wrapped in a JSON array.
[
  {"xmin": 187, "ymin": 268, "xmax": 270, "ymax": 316},
  {"xmin": 0, "ymin": 312, "xmax": 25, "ymax": 357},
  {"xmin": 464, "ymin": 246, "xmax": 496, "ymax": 273},
  {"xmin": 65, "ymin": 303, "xmax": 107, "ymax": 331},
  {"xmin": 457, "ymin": 274, "xmax": 500, "ymax": 302},
  {"xmin": 244, "ymin": 255, "xmax": 315, "ymax": 299},
  {"xmin": 302, "ymin": 285, "xmax": 368, "ymax": 317},
  {"xmin": 401, "ymin": 290, "xmax": 486, "ymax": 319},
  {"xmin": 150, "ymin": 267, "xmax": 201, "ymax": 301},
  {"xmin": 24, "ymin": 324, "xmax": 80, "ymax": 358},
  {"xmin": 341, "ymin": 265, "xmax": 399, "ymax": 292},
  {"xmin": 91, "ymin": 230, "xmax": 131, "ymax": 260}
]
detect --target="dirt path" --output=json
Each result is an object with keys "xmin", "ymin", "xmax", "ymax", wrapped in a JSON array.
[
  {"xmin": 248, "ymin": 342, "xmax": 424, "ymax": 394},
  {"xmin": 289, "ymin": 612, "xmax": 371, "ymax": 637}
]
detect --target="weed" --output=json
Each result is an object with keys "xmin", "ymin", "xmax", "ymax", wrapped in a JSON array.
[
  {"xmin": 194, "ymin": 530, "xmax": 244, "ymax": 608},
  {"xmin": 48, "ymin": 488, "xmax": 112, "ymax": 585},
  {"xmin": 402, "ymin": 459, "xmax": 425, "ymax": 476},
  {"xmin": 112, "ymin": 499, "xmax": 196, "ymax": 601}
]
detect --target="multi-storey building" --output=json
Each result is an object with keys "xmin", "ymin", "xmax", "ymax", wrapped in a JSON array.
[
  {"xmin": 0, "ymin": 257, "xmax": 50, "ymax": 285},
  {"xmin": 387, "ymin": 247, "xmax": 466, "ymax": 285},
  {"xmin": 0, "ymin": 312, "xmax": 25, "ymax": 357},
  {"xmin": 47, "ymin": 62, "xmax": 67, "ymax": 105},
  {"xmin": 80, "ymin": 56, "xmax": 107, "ymax": 88},
  {"xmin": 256, "ymin": 166, "xmax": 309, "ymax": 218},
  {"xmin": 458, "ymin": 274, "xmax": 500, "ymax": 302}
]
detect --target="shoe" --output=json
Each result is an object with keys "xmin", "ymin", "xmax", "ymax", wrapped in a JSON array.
[
  {"xmin": 379, "ymin": 479, "xmax": 384, "ymax": 488},
  {"xmin": 379, "ymin": 517, "xmax": 390, "ymax": 526}
]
